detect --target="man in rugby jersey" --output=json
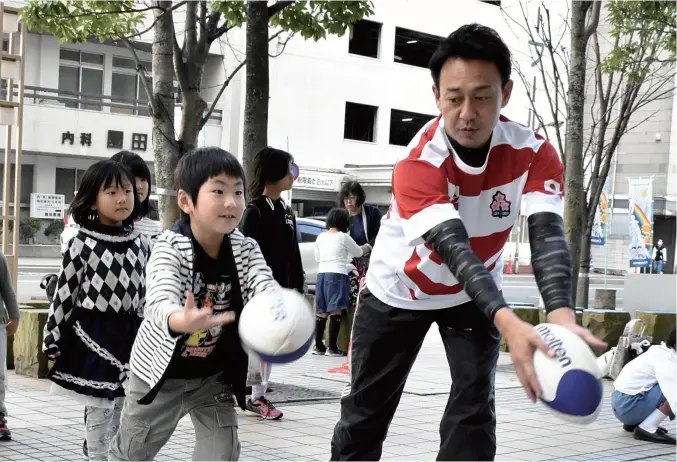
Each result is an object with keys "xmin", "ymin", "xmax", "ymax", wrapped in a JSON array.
[{"xmin": 330, "ymin": 24, "xmax": 606, "ymax": 461}]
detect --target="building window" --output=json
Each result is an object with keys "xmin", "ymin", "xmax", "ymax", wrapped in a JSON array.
[
  {"xmin": 0, "ymin": 164, "xmax": 35, "ymax": 205},
  {"xmin": 107, "ymin": 130, "xmax": 124, "ymax": 149},
  {"xmin": 111, "ymin": 56, "xmax": 152, "ymax": 116},
  {"xmin": 393, "ymin": 27, "xmax": 443, "ymax": 69},
  {"xmin": 55, "ymin": 168, "xmax": 90, "ymax": 204},
  {"xmin": 348, "ymin": 20, "xmax": 382, "ymax": 59},
  {"xmin": 389, "ymin": 109, "xmax": 436, "ymax": 147},
  {"xmin": 58, "ymin": 49, "xmax": 104, "ymax": 111},
  {"xmin": 344, "ymin": 102, "xmax": 378, "ymax": 143},
  {"xmin": 480, "ymin": 1, "xmax": 501, "ymax": 6}
]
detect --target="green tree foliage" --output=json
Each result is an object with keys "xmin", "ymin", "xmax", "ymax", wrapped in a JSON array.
[{"xmin": 604, "ymin": 0, "xmax": 676, "ymax": 82}]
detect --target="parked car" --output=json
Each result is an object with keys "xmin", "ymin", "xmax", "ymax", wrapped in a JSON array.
[
  {"xmin": 296, "ymin": 217, "xmax": 326, "ymax": 294},
  {"xmin": 60, "ymin": 214, "xmax": 79, "ymax": 255}
]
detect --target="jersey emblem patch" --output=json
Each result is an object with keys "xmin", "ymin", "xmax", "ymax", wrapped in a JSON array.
[{"xmin": 490, "ymin": 191, "xmax": 511, "ymax": 218}]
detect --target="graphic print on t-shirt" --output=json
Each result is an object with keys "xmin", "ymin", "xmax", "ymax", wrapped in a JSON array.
[{"xmin": 180, "ymin": 272, "xmax": 232, "ymax": 358}]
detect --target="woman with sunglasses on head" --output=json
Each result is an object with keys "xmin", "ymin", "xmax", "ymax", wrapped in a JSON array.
[
  {"xmin": 339, "ymin": 181, "xmax": 383, "ymax": 271},
  {"xmin": 338, "ymin": 181, "xmax": 383, "ymax": 306},
  {"xmin": 239, "ymin": 146, "xmax": 304, "ymax": 420}
]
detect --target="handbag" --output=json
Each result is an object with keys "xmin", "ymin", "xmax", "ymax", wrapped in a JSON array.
[{"xmin": 608, "ymin": 319, "xmax": 653, "ymax": 380}]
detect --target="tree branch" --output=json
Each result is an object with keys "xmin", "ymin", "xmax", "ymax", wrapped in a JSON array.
[
  {"xmin": 116, "ymin": 0, "xmax": 188, "ymax": 41},
  {"xmin": 584, "ymin": 1, "xmax": 601, "ymax": 41},
  {"xmin": 184, "ymin": 1, "xmax": 198, "ymax": 60},
  {"xmin": 122, "ymin": 38, "xmax": 159, "ymax": 116},
  {"xmin": 268, "ymin": 1, "xmax": 295, "ymax": 19},
  {"xmin": 210, "ymin": 0, "xmax": 295, "ymax": 43},
  {"xmin": 269, "ymin": 32, "xmax": 295, "ymax": 58},
  {"xmin": 199, "ymin": 29, "xmax": 285, "ymax": 131}
]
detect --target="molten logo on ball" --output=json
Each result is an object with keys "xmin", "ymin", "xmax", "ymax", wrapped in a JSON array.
[{"xmin": 535, "ymin": 324, "xmax": 572, "ymax": 367}]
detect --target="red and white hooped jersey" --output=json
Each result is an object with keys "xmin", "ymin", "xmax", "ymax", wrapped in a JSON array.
[{"xmin": 366, "ymin": 115, "xmax": 564, "ymax": 310}]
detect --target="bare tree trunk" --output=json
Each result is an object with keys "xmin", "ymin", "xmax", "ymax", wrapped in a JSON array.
[
  {"xmin": 564, "ymin": 1, "xmax": 599, "ymax": 307},
  {"xmin": 243, "ymin": 0, "xmax": 270, "ymax": 192},
  {"xmin": 152, "ymin": 0, "xmax": 181, "ymax": 228},
  {"xmin": 178, "ymin": 1, "xmax": 207, "ymax": 154},
  {"xmin": 576, "ymin": 212, "xmax": 596, "ymax": 307}
]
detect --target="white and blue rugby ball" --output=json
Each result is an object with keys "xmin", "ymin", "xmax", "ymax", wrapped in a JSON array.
[
  {"xmin": 533, "ymin": 323, "xmax": 603, "ymax": 424},
  {"xmin": 239, "ymin": 288, "xmax": 314, "ymax": 364}
]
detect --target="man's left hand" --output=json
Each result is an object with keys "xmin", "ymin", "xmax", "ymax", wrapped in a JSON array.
[{"xmin": 547, "ymin": 308, "xmax": 607, "ymax": 353}]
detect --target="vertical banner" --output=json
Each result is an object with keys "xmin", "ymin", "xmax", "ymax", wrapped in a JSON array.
[
  {"xmin": 591, "ymin": 176, "xmax": 611, "ymax": 246},
  {"xmin": 628, "ymin": 178, "xmax": 653, "ymax": 268}
]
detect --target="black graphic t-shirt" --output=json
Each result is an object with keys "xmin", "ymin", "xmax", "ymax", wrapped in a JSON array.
[{"xmin": 166, "ymin": 240, "xmax": 233, "ymax": 378}]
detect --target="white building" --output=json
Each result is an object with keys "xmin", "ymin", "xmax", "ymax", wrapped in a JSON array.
[{"xmin": 4, "ymin": 0, "xmax": 567, "ymax": 254}]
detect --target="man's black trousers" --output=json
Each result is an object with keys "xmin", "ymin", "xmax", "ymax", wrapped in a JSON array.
[{"xmin": 330, "ymin": 289, "xmax": 501, "ymax": 461}]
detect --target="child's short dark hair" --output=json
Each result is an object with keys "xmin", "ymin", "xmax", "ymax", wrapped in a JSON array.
[
  {"xmin": 69, "ymin": 160, "xmax": 141, "ymax": 227},
  {"xmin": 326, "ymin": 208, "xmax": 351, "ymax": 233},
  {"xmin": 110, "ymin": 150, "xmax": 152, "ymax": 217},
  {"xmin": 667, "ymin": 327, "xmax": 676, "ymax": 350},
  {"xmin": 175, "ymin": 147, "xmax": 245, "ymax": 206},
  {"xmin": 338, "ymin": 181, "xmax": 366, "ymax": 208}
]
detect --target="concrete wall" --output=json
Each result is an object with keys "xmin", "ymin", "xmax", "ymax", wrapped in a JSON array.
[{"xmin": 623, "ymin": 274, "xmax": 677, "ymax": 318}]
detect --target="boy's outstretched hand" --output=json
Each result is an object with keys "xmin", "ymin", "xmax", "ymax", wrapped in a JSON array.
[{"xmin": 168, "ymin": 291, "xmax": 236, "ymax": 334}]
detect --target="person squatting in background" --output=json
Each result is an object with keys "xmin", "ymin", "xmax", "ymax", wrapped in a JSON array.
[
  {"xmin": 313, "ymin": 208, "xmax": 363, "ymax": 357},
  {"xmin": 110, "ymin": 151, "xmax": 162, "ymax": 243},
  {"xmin": 239, "ymin": 146, "xmax": 304, "ymax": 420},
  {"xmin": 0, "ymin": 249, "xmax": 19, "ymax": 441},
  {"xmin": 43, "ymin": 160, "xmax": 150, "ymax": 461},
  {"xmin": 611, "ymin": 328, "xmax": 676, "ymax": 444}
]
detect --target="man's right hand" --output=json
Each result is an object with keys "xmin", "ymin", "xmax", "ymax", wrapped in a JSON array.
[
  {"xmin": 168, "ymin": 291, "xmax": 236, "ymax": 334},
  {"xmin": 494, "ymin": 307, "xmax": 554, "ymax": 403}
]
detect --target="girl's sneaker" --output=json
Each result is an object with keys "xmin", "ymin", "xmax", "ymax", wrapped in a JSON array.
[
  {"xmin": 246, "ymin": 396, "xmax": 283, "ymax": 420},
  {"xmin": 0, "ymin": 415, "xmax": 11, "ymax": 441},
  {"xmin": 325, "ymin": 348, "xmax": 345, "ymax": 357},
  {"xmin": 313, "ymin": 344, "xmax": 327, "ymax": 355}
]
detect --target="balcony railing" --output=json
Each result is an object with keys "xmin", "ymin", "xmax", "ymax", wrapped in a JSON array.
[{"xmin": 0, "ymin": 84, "xmax": 223, "ymax": 124}]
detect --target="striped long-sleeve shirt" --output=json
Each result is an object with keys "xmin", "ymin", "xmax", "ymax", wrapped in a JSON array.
[{"xmin": 129, "ymin": 220, "xmax": 279, "ymax": 405}]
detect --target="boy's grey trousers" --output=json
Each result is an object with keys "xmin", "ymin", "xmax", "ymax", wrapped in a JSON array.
[{"xmin": 108, "ymin": 372, "xmax": 240, "ymax": 461}]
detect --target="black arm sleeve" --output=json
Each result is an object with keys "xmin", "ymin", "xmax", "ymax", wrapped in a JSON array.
[
  {"xmin": 423, "ymin": 219, "xmax": 508, "ymax": 321},
  {"xmin": 527, "ymin": 212, "xmax": 574, "ymax": 313}
]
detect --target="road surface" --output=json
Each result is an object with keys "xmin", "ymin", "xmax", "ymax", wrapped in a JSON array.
[{"xmin": 14, "ymin": 261, "xmax": 625, "ymax": 309}]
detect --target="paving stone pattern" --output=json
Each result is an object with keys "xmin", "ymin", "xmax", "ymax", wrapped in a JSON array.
[{"xmin": 1, "ymin": 328, "xmax": 674, "ymax": 461}]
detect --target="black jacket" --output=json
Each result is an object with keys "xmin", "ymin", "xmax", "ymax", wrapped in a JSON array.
[{"xmin": 240, "ymin": 197, "xmax": 305, "ymax": 293}]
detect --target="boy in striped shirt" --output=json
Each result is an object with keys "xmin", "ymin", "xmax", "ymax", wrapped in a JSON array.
[{"xmin": 110, "ymin": 147, "xmax": 280, "ymax": 461}]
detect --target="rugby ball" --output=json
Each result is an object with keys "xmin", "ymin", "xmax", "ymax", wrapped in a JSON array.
[
  {"xmin": 533, "ymin": 323, "xmax": 603, "ymax": 424},
  {"xmin": 239, "ymin": 288, "xmax": 314, "ymax": 364}
]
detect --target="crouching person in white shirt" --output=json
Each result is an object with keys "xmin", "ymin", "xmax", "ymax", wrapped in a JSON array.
[{"xmin": 611, "ymin": 327, "xmax": 676, "ymax": 444}]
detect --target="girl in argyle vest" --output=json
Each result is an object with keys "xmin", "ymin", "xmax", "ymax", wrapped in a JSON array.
[{"xmin": 43, "ymin": 160, "xmax": 150, "ymax": 461}]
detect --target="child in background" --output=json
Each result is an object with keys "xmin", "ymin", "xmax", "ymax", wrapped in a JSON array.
[
  {"xmin": 612, "ymin": 327, "xmax": 676, "ymax": 444},
  {"xmin": 314, "ymin": 208, "xmax": 363, "ymax": 356},
  {"xmin": 239, "ymin": 146, "xmax": 304, "ymax": 420},
  {"xmin": 43, "ymin": 160, "xmax": 150, "ymax": 461},
  {"xmin": 110, "ymin": 151, "xmax": 162, "ymax": 242}
]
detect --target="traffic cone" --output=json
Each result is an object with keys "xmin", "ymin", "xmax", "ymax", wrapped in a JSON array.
[{"xmin": 328, "ymin": 276, "xmax": 366, "ymax": 375}]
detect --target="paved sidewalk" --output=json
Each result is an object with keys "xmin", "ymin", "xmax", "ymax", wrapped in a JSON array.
[{"xmin": 1, "ymin": 329, "xmax": 675, "ymax": 461}]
